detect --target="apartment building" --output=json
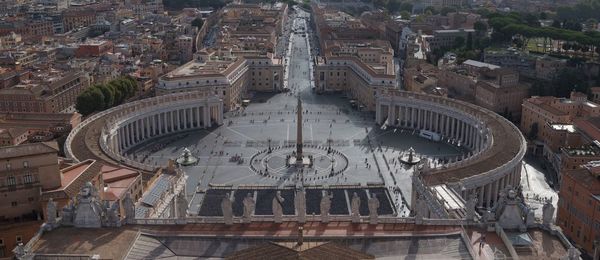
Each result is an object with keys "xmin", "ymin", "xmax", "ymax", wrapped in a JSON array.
[
  {"xmin": 62, "ymin": 9, "xmax": 96, "ymax": 32},
  {"xmin": 0, "ymin": 142, "xmax": 61, "ymax": 257},
  {"xmin": 157, "ymin": 51, "xmax": 283, "ymax": 110},
  {"xmin": 484, "ymin": 49, "xmax": 567, "ymax": 80},
  {"xmin": 427, "ymin": 29, "xmax": 475, "ymax": 50},
  {"xmin": 521, "ymin": 92, "xmax": 600, "ymax": 168},
  {"xmin": 0, "ymin": 142, "xmax": 60, "ymax": 222},
  {"xmin": 0, "ymin": 70, "xmax": 91, "ymax": 113},
  {"xmin": 155, "ymin": 4, "xmax": 287, "ymax": 110},
  {"xmin": 557, "ymin": 161, "xmax": 600, "ymax": 255},
  {"xmin": 315, "ymin": 40, "xmax": 396, "ymax": 111},
  {"xmin": 474, "ymin": 68, "xmax": 529, "ymax": 119},
  {"xmin": 75, "ymin": 40, "xmax": 114, "ymax": 58},
  {"xmin": 312, "ymin": 5, "xmax": 379, "ymax": 51}
]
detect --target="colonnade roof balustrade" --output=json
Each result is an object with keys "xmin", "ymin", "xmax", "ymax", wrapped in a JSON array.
[
  {"xmin": 65, "ymin": 91, "xmax": 222, "ymax": 172},
  {"xmin": 379, "ymin": 90, "xmax": 526, "ymax": 187}
]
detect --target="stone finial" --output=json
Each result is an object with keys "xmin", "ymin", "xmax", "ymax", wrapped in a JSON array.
[
  {"xmin": 295, "ymin": 188, "xmax": 306, "ymax": 223},
  {"xmin": 542, "ymin": 199, "xmax": 555, "ymax": 226},
  {"xmin": 320, "ymin": 191, "xmax": 332, "ymax": 223},
  {"xmin": 465, "ymin": 192, "xmax": 478, "ymax": 221},
  {"xmin": 368, "ymin": 193, "xmax": 380, "ymax": 225},
  {"xmin": 351, "ymin": 192, "xmax": 361, "ymax": 223},
  {"xmin": 123, "ymin": 193, "xmax": 136, "ymax": 223},
  {"xmin": 273, "ymin": 191, "xmax": 284, "ymax": 223},
  {"xmin": 46, "ymin": 198, "xmax": 57, "ymax": 225},
  {"xmin": 221, "ymin": 192, "xmax": 233, "ymax": 225},
  {"xmin": 243, "ymin": 192, "xmax": 255, "ymax": 223}
]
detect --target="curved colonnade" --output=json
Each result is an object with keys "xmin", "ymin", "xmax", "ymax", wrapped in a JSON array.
[
  {"xmin": 376, "ymin": 90, "xmax": 526, "ymax": 209},
  {"xmin": 66, "ymin": 89, "xmax": 526, "ymax": 210},
  {"xmin": 65, "ymin": 91, "xmax": 223, "ymax": 172}
]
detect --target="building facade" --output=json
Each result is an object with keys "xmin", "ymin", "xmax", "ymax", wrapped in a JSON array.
[
  {"xmin": 557, "ymin": 161, "xmax": 600, "ymax": 255},
  {"xmin": 0, "ymin": 71, "xmax": 91, "ymax": 113}
]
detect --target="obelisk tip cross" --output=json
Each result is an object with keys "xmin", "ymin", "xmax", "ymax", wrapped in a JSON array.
[{"xmin": 296, "ymin": 98, "xmax": 303, "ymax": 161}]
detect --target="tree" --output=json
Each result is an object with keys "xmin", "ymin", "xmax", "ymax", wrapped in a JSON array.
[
  {"xmin": 107, "ymin": 82, "xmax": 124, "ymax": 104},
  {"xmin": 399, "ymin": 2, "xmax": 412, "ymax": 12},
  {"xmin": 191, "ymin": 17, "xmax": 204, "ymax": 29},
  {"xmin": 475, "ymin": 36, "xmax": 491, "ymax": 50},
  {"xmin": 529, "ymin": 81, "xmax": 546, "ymax": 96},
  {"xmin": 466, "ymin": 32, "xmax": 473, "ymax": 50},
  {"xmin": 75, "ymin": 91, "xmax": 96, "ymax": 116},
  {"xmin": 453, "ymin": 36, "xmax": 465, "ymax": 49},
  {"xmin": 97, "ymin": 85, "xmax": 115, "ymax": 109},
  {"xmin": 75, "ymin": 88, "xmax": 105, "ymax": 116},
  {"xmin": 424, "ymin": 6, "xmax": 437, "ymax": 15},
  {"xmin": 563, "ymin": 20, "xmax": 583, "ymax": 31},
  {"xmin": 553, "ymin": 68, "xmax": 589, "ymax": 97},
  {"xmin": 540, "ymin": 12, "xmax": 548, "ymax": 20},
  {"xmin": 474, "ymin": 21, "xmax": 488, "ymax": 35},
  {"xmin": 524, "ymin": 13, "xmax": 540, "ymax": 27},
  {"xmin": 88, "ymin": 88, "xmax": 105, "ymax": 112},
  {"xmin": 387, "ymin": 0, "xmax": 401, "ymax": 13},
  {"xmin": 440, "ymin": 6, "xmax": 456, "ymax": 16},
  {"xmin": 400, "ymin": 11, "xmax": 410, "ymax": 20},
  {"xmin": 551, "ymin": 20, "xmax": 562, "ymax": 28}
]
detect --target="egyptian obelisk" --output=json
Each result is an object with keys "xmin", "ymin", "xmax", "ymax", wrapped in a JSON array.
[{"xmin": 296, "ymin": 98, "xmax": 303, "ymax": 163}]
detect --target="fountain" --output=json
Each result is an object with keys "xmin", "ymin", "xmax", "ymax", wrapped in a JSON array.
[
  {"xmin": 176, "ymin": 147, "xmax": 198, "ymax": 166},
  {"xmin": 399, "ymin": 147, "xmax": 421, "ymax": 165}
]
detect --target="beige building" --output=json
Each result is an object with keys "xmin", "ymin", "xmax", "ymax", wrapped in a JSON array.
[
  {"xmin": 0, "ymin": 142, "xmax": 60, "ymax": 222},
  {"xmin": 438, "ymin": 66, "xmax": 477, "ymax": 100},
  {"xmin": 521, "ymin": 92, "xmax": 600, "ymax": 168},
  {"xmin": 535, "ymin": 55, "xmax": 567, "ymax": 80},
  {"xmin": 403, "ymin": 62, "xmax": 439, "ymax": 94},
  {"xmin": 0, "ymin": 32, "xmax": 22, "ymax": 50},
  {"xmin": 155, "ymin": 3, "xmax": 287, "ymax": 111},
  {"xmin": 157, "ymin": 51, "xmax": 283, "ymax": 111},
  {"xmin": 0, "ymin": 127, "xmax": 29, "ymax": 146},
  {"xmin": 427, "ymin": 29, "xmax": 475, "ymax": 50},
  {"xmin": 474, "ymin": 68, "xmax": 529, "ymax": 120},
  {"xmin": 315, "ymin": 40, "xmax": 396, "ymax": 111},
  {"xmin": 0, "ymin": 70, "xmax": 90, "ymax": 113}
]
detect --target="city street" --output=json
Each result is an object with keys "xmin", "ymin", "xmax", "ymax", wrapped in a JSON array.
[{"xmin": 521, "ymin": 157, "xmax": 559, "ymax": 219}]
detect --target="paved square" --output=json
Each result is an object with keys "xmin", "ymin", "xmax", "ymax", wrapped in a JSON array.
[{"xmin": 125, "ymin": 13, "xmax": 466, "ymax": 215}]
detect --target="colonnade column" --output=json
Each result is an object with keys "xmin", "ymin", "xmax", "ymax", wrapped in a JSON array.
[
  {"xmin": 204, "ymin": 104, "xmax": 211, "ymax": 128},
  {"xmin": 159, "ymin": 113, "xmax": 164, "ymax": 134},
  {"xmin": 196, "ymin": 107, "xmax": 202, "ymax": 128}
]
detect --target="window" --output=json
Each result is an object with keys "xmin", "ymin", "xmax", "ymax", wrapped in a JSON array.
[
  {"xmin": 11, "ymin": 201, "xmax": 17, "ymax": 207},
  {"xmin": 6, "ymin": 176, "xmax": 15, "ymax": 186},
  {"xmin": 23, "ymin": 161, "xmax": 28, "ymax": 168},
  {"xmin": 15, "ymin": 236, "xmax": 21, "ymax": 243},
  {"xmin": 23, "ymin": 174, "xmax": 33, "ymax": 184},
  {"xmin": 5, "ymin": 163, "xmax": 10, "ymax": 170}
]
